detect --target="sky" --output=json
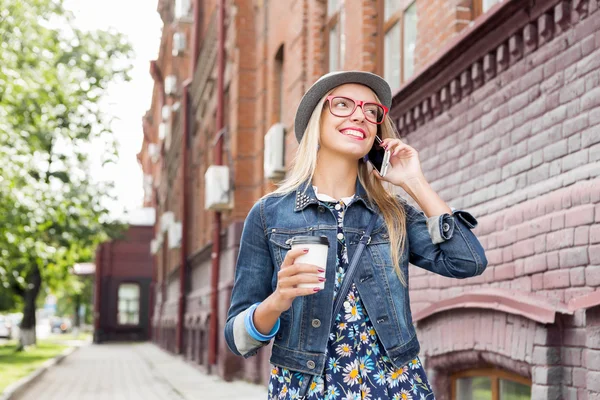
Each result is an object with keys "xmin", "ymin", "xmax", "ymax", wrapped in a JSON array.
[{"xmin": 64, "ymin": 0, "xmax": 162, "ymax": 221}]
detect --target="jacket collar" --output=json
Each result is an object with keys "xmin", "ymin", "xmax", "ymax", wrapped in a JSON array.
[{"xmin": 294, "ymin": 178, "xmax": 376, "ymax": 213}]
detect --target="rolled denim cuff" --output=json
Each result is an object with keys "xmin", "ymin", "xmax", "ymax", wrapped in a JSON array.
[
  {"xmin": 453, "ymin": 210, "xmax": 478, "ymax": 229},
  {"xmin": 426, "ymin": 211, "xmax": 479, "ymax": 244},
  {"xmin": 426, "ymin": 214, "xmax": 455, "ymax": 244},
  {"xmin": 245, "ymin": 302, "xmax": 280, "ymax": 342},
  {"xmin": 232, "ymin": 308, "xmax": 265, "ymax": 356}
]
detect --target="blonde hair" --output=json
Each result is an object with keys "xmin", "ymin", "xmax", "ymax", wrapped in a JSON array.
[{"xmin": 273, "ymin": 89, "xmax": 408, "ymax": 285}]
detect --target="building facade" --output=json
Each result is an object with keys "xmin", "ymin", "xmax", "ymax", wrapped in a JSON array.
[
  {"xmin": 138, "ymin": 0, "xmax": 600, "ymax": 398},
  {"xmin": 94, "ymin": 224, "xmax": 155, "ymax": 343}
]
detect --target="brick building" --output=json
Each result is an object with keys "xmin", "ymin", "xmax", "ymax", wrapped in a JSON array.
[
  {"xmin": 94, "ymin": 222, "xmax": 155, "ymax": 343},
  {"xmin": 138, "ymin": 0, "xmax": 600, "ymax": 398}
]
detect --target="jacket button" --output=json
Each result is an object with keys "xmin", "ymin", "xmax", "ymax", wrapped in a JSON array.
[
  {"xmin": 442, "ymin": 223, "xmax": 450, "ymax": 232},
  {"xmin": 318, "ymin": 206, "xmax": 326, "ymax": 213},
  {"xmin": 307, "ymin": 360, "xmax": 315, "ymax": 369},
  {"xmin": 311, "ymin": 319, "xmax": 321, "ymax": 328}
]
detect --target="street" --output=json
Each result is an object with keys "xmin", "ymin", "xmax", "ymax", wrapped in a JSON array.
[{"xmin": 13, "ymin": 343, "xmax": 267, "ymax": 400}]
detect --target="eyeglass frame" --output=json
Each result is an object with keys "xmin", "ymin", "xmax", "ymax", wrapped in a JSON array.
[{"xmin": 325, "ymin": 95, "xmax": 389, "ymax": 125}]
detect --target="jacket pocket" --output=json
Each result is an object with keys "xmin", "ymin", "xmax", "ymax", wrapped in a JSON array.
[
  {"xmin": 366, "ymin": 231, "xmax": 393, "ymax": 267},
  {"xmin": 269, "ymin": 232, "xmax": 293, "ymax": 269}
]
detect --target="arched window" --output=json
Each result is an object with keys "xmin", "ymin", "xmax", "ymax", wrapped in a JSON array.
[{"xmin": 452, "ymin": 368, "xmax": 531, "ymax": 400}]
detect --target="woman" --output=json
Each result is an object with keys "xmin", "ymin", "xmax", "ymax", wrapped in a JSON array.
[{"xmin": 225, "ymin": 71, "xmax": 487, "ymax": 399}]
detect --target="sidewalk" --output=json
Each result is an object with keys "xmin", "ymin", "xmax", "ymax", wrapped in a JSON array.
[{"xmin": 14, "ymin": 342, "xmax": 267, "ymax": 400}]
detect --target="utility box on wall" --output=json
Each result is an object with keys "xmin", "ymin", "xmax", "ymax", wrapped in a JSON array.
[
  {"xmin": 264, "ymin": 123, "xmax": 286, "ymax": 181},
  {"xmin": 205, "ymin": 165, "xmax": 232, "ymax": 211}
]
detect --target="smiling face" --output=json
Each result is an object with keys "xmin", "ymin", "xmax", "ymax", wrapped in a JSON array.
[{"xmin": 319, "ymin": 83, "xmax": 380, "ymax": 161}]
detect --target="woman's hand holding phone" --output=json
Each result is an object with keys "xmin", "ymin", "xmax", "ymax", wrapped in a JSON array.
[{"xmin": 372, "ymin": 138, "xmax": 425, "ymax": 189}]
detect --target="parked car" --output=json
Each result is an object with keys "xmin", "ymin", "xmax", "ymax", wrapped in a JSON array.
[
  {"xmin": 50, "ymin": 317, "xmax": 72, "ymax": 334},
  {"xmin": 0, "ymin": 315, "xmax": 13, "ymax": 339}
]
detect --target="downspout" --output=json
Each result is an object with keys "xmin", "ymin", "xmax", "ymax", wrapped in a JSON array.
[
  {"xmin": 149, "ymin": 60, "xmax": 165, "ymax": 344},
  {"xmin": 176, "ymin": 0, "xmax": 201, "ymax": 355},
  {"xmin": 208, "ymin": 0, "xmax": 225, "ymax": 369},
  {"xmin": 176, "ymin": 85, "xmax": 190, "ymax": 354}
]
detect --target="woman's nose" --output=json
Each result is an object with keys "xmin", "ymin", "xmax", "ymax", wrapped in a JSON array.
[{"xmin": 350, "ymin": 105, "xmax": 366, "ymax": 122}]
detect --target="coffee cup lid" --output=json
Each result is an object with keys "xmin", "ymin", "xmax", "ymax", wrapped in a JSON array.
[{"xmin": 290, "ymin": 236, "xmax": 329, "ymax": 247}]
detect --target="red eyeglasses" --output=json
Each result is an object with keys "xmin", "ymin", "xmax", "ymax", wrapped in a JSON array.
[{"xmin": 325, "ymin": 95, "xmax": 388, "ymax": 124}]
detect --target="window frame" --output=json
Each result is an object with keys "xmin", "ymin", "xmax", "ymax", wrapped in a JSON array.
[
  {"xmin": 326, "ymin": 1, "xmax": 343, "ymax": 72},
  {"xmin": 451, "ymin": 368, "xmax": 532, "ymax": 400},
  {"xmin": 473, "ymin": 0, "xmax": 500, "ymax": 19},
  {"xmin": 117, "ymin": 282, "xmax": 141, "ymax": 327},
  {"xmin": 378, "ymin": 0, "xmax": 417, "ymax": 89}
]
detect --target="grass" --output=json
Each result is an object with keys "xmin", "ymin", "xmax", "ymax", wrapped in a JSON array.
[
  {"xmin": 0, "ymin": 340, "xmax": 68, "ymax": 394},
  {"xmin": 46, "ymin": 331, "xmax": 92, "ymax": 343}
]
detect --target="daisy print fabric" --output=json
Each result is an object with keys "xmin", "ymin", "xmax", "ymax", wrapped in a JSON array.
[{"xmin": 268, "ymin": 197, "xmax": 435, "ymax": 400}]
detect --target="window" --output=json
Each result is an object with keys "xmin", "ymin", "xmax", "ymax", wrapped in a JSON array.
[
  {"xmin": 327, "ymin": 0, "xmax": 345, "ymax": 71},
  {"xmin": 474, "ymin": 0, "xmax": 500, "ymax": 18},
  {"xmin": 452, "ymin": 369, "xmax": 531, "ymax": 400},
  {"xmin": 118, "ymin": 283, "xmax": 140, "ymax": 325},
  {"xmin": 381, "ymin": 1, "xmax": 417, "ymax": 92},
  {"xmin": 174, "ymin": 0, "xmax": 192, "ymax": 19}
]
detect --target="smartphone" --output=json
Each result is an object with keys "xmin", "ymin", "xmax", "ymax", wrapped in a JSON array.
[{"xmin": 366, "ymin": 136, "xmax": 391, "ymax": 177}]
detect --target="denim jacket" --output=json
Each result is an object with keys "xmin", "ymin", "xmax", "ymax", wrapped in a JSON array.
[{"xmin": 224, "ymin": 179, "xmax": 487, "ymax": 376}]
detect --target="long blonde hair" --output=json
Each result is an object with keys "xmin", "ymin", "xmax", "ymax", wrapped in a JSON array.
[{"xmin": 273, "ymin": 89, "xmax": 408, "ymax": 285}]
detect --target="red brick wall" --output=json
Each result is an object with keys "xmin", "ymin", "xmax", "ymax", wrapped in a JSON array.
[
  {"xmin": 416, "ymin": 0, "xmax": 473, "ymax": 71},
  {"xmin": 391, "ymin": 0, "xmax": 600, "ymax": 397},
  {"xmin": 402, "ymin": 4, "xmax": 600, "ymax": 313},
  {"xmin": 144, "ymin": 0, "xmax": 600, "ymax": 394}
]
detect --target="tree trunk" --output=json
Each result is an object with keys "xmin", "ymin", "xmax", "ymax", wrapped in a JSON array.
[
  {"xmin": 18, "ymin": 265, "xmax": 42, "ymax": 349},
  {"xmin": 74, "ymin": 294, "xmax": 81, "ymax": 328}
]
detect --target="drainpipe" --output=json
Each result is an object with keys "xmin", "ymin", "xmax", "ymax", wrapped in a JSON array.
[
  {"xmin": 176, "ymin": 83, "xmax": 190, "ymax": 354},
  {"xmin": 149, "ymin": 60, "xmax": 165, "ymax": 345},
  {"xmin": 208, "ymin": 0, "xmax": 225, "ymax": 369},
  {"xmin": 176, "ymin": 0, "xmax": 201, "ymax": 355}
]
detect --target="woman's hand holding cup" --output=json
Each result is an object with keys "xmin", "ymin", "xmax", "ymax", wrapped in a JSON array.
[{"xmin": 272, "ymin": 247, "xmax": 326, "ymax": 313}]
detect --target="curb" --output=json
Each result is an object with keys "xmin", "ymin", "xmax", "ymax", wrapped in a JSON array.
[{"xmin": 0, "ymin": 345, "xmax": 80, "ymax": 400}]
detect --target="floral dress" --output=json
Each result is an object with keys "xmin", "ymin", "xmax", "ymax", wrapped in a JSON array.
[{"xmin": 268, "ymin": 195, "xmax": 436, "ymax": 400}]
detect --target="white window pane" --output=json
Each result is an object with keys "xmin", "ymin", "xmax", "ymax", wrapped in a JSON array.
[
  {"xmin": 403, "ymin": 2, "xmax": 417, "ymax": 81},
  {"xmin": 456, "ymin": 377, "xmax": 492, "ymax": 400},
  {"xmin": 384, "ymin": 0, "xmax": 401, "ymax": 20},
  {"xmin": 483, "ymin": 0, "xmax": 500, "ymax": 13},
  {"xmin": 328, "ymin": 0, "xmax": 339, "ymax": 16},
  {"xmin": 384, "ymin": 22, "xmax": 401, "ymax": 92},
  {"xmin": 118, "ymin": 284, "xmax": 140, "ymax": 326},
  {"xmin": 329, "ymin": 24, "xmax": 339, "ymax": 71},
  {"xmin": 118, "ymin": 284, "xmax": 140, "ymax": 300},
  {"xmin": 500, "ymin": 379, "xmax": 531, "ymax": 400}
]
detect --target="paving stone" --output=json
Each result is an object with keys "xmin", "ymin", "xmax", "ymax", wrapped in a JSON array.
[{"xmin": 15, "ymin": 343, "xmax": 267, "ymax": 400}]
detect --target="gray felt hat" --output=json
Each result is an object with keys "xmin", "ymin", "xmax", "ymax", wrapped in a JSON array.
[{"xmin": 293, "ymin": 70, "xmax": 392, "ymax": 143}]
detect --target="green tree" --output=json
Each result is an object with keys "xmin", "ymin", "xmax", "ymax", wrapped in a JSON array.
[{"xmin": 0, "ymin": 0, "xmax": 132, "ymax": 348}]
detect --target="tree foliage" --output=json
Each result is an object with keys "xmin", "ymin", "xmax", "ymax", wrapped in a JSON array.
[{"xmin": 0, "ymin": 0, "xmax": 133, "ymax": 344}]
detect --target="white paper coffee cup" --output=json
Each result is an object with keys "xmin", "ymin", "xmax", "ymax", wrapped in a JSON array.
[{"xmin": 290, "ymin": 236, "xmax": 330, "ymax": 290}]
